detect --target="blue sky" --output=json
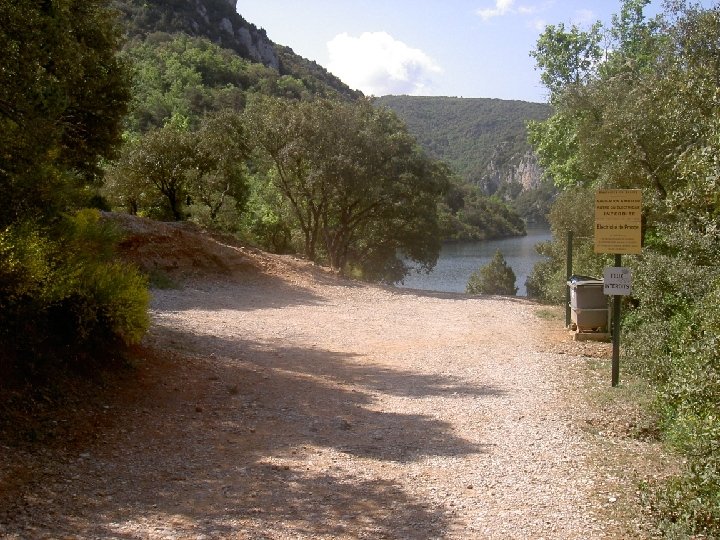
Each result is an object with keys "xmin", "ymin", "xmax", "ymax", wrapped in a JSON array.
[{"xmin": 236, "ymin": 1, "xmax": 708, "ymax": 103}]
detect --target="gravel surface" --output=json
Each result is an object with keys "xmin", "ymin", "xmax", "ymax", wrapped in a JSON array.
[{"xmin": 0, "ymin": 217, "xmax": 665, "ymax": 539}]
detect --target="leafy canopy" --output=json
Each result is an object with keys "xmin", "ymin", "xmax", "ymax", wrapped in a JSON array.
[
  {"xmin": 0, "ymin": 0, "xmax": 131, "ymax": 227},
  {"xmin": 246, "ymin": 96, "xmax": 450, "ymax": 282}
]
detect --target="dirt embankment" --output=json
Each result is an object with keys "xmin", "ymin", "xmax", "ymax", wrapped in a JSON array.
[{"xmin": 0, "ymin": 213, "xmax": 672, "ymax": 539}]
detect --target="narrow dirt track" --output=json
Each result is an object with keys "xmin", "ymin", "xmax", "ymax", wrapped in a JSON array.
[{"xmin": 0, "ymin": 218, "xmax": 658, "ymax": 539}]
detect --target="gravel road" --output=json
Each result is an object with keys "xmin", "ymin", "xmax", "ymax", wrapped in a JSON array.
[{"xmin": 0, "ymin": 219, "xmax": 662, "ymax": 539}]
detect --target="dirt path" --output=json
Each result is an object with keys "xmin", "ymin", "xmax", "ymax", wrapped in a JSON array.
[{"xmin": 0, "ymin": 218, "xmax": 660, "ymax": 539}]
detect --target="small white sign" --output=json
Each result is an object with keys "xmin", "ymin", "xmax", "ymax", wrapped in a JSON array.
[{"xmin": 604, "ymin": 267, "xmax": 632, "ymax": 296}]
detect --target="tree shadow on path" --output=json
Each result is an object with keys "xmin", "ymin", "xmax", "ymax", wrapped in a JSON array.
[{"xmin": 0, "ymin": 326, "xmax": 502, "ymax": 538}]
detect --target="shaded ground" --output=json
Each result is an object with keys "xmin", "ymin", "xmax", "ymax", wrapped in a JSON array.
[{"xmin": 0, "ymin": 214, "xmax": 671, "ymax": 539}]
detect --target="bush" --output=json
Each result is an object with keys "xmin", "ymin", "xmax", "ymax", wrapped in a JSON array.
[
  {"xmin": 623, "ymin": 249, "xmax": 720, "ymax": 537},
  {"xmin": 466, "ymin": 250, "xmax": 518, "ymax": 295},
  {"xmin": 525, "ymin": 188, "xmax": 610, "ymax": 303},
  {"xmin": 0, "ymin": 210, "xmax": 149, "ymax": 377},
  {"xmin": 642, "ymin": 277, "xmax": 720, "ymax": 537}
]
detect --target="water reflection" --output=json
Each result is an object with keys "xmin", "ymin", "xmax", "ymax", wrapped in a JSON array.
[{"xmin": 398, "ymin": 227, "xmax": 553, "ymax": 296}]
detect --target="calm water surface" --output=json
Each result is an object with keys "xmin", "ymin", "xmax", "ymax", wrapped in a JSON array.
[{"xmin": 398, "ymin": 226, "xmax": 553, "ymax": 296}]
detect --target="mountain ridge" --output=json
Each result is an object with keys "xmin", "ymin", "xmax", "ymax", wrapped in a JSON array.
[
  {"xmin": 112, "ymin": 0, "xmax": 361, "ymax": 100},
  {"xmin": 375, "ymin": 95, "xmax": 552, "ymax": 196}
]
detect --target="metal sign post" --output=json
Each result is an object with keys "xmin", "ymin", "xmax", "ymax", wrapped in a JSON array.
[
  {"xmin": 595, "ymin": 189, "xmax": 642, "ymax": 387},
  {"xmin": 565, "ymin": 231, "xmax": 573, "ymax": 328},
  {"xmin": 603, "ymin": 265, "xmax": 633, "ymax": 386},
  {"xmin": 610, "ymin": 256, "xmax": 622, "ymax": 387}
]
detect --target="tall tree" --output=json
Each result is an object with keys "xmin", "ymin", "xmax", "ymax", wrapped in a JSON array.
[
  {"xmin": 529, "ymin": 22, "xmax": 603, "ymax": 100},
  {"xmin": 246, "ymin": 97, "xmax": 449, "ymax": 281},
  {"xmin": 0, "ymin": 0, "xmax": 131, "ymax": 226}
]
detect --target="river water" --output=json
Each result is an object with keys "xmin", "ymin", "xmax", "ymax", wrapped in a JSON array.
[{"xmin": 398, "ymin": 226, "xmax": 553, "ymax": 296}]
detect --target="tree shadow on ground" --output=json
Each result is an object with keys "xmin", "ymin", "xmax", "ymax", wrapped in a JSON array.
[
  {"xmin": 158, "ymin": 326, "xmax": 506, "ymax": 401},
  {"xmin": 150, "ymin": 277, "xmax": 329, "ymax": 313},
  {"xmin": 0, "ymin": 329, "xmax": 501, "ymax": 538}
]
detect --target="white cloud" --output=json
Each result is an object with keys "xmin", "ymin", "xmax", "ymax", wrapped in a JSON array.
[
  {"xmin": 327, "ymin": 32, "xmax": 442, "ymax": 96},
  {"xmin": 531, "ymin": 18, "xmax": 548, "ymax": 31},
  {"xmin": 477, "ymin": 0, "xmax": 516, "ymax": 21},
  {"xmin": 477, "ymin": 0, "xmax": 556, "ymax": 22}
]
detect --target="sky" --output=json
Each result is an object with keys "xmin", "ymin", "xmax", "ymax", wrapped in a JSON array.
[{"xmin": 236, "ymin": 1, "xmax": 709, "ymax": 103}]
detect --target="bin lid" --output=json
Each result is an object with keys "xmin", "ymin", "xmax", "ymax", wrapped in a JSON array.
[
  {"xmin": 567, "ymin": 274, "xmax": 603, "ymax": 287},
  {"xmin": 569, "ymin": 274, "xmax": 601, "ymax": 283}
]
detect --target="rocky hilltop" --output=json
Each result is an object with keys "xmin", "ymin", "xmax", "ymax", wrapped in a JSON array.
[{"xmin": 113, "ymin": 0, "xmax": 360, "ymax": 99}]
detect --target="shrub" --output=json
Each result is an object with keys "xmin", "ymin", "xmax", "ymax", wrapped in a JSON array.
[
  {"xmin": 0, "ymin": 210, "xmax": 149, "ymax": 377},
  {"xmin": 466, "ymin": 250, "xmax": 518, "ymax": 295},
  {"xmin": 643, "ymin": 277, "xmax": 720, "ymax": 537}
]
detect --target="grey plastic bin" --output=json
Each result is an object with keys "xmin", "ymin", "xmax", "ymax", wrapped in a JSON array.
[{"xmin": 567, "ymin": 277, "xmax": 608, "ymax": 332}]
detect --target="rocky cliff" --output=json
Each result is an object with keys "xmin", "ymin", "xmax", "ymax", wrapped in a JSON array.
[
  {"xmin": 114, "ymin": 0, "xmax": 278, "ymax": 68},
  {"xmin": 113, "ymin": 0, "xmax": 359, "ymax": 99},
  {"xmin": 478, "ymin": 151, "xmax": 543, "ymax": 196}
]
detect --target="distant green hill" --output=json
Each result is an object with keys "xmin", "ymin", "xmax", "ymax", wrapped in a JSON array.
[{"xmin": 375, "ymin": 96, "xmax": 552, "ymax": 193}]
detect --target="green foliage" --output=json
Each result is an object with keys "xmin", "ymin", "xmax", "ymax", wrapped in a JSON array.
[
  {"xmin": 529, "ymin": 2, "xmax": 720, "ymax": 535},
  {"xmin": 113, "ymin": 0, "xmax": 359, "ymax": 100},
  {"xmin": 636, "ymin": 276, "xmax": 720, "ymax": 538},
  {"xmin": 530, "ymin": 22, "xmax": 603, "ymax": 99},
  {"xmin": 0, "ymin": 211, "xmax": 149, "ymax": 375},
  {"xmin": 527, "ymin": 112, "xmax": 589, "ymax": 189},
  {"xmin": 466, "ymin": 250, "xmax": 518, "ymax": 296},
  {"xmin": 438, "ymin": 180, "xmax": 527, "ymax": 241},
  {"xmin": 121, "ymin": 34, "xmax": 307, "ymax": 132},
  {"xmin": 107, "ymin": 125, "xmax": 196, "ymax": 220},
  {"xmin": 106, "ymin": 110, "xmax": 250, "ymax": 223},
  {"xmin": 245, "ymin": 96, "xmax": 449, "ymax": 282},
  {"xmin": 0, "ymin": 1, "xmax": 149, "ymax": 381},
  {"xmin": 0, "ymin": 0, "xmax": 131, "ymax": 227}
]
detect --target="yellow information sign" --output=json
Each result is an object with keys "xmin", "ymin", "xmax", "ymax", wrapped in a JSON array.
[{"xmin": 594, "ymin": 189, "xmax": 642, "ymax": 254}]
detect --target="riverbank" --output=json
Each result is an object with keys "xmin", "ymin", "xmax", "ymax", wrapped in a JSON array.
[{"xmin": 401, "ymin": 226, "xmax": 552, "ymax": 296}]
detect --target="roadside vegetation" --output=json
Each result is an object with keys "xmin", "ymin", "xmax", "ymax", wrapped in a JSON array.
[
  {"xmin": 0, "ymin": 0, "xmax": 149, "ymax": 387},
  {"xmin": 466, "ymin": 250, "xmax": 518, "ymax": 296},
  {"xmin": 526, "ymin": 1, "xmax": 720, "ymax": 536}
]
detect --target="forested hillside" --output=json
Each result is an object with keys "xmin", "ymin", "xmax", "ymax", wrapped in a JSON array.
[
  {"xmin": 112, "ymin": 0, "xmax": 362, "ymax": 100},
  {"xmin": 376, "ymin": 96, "xmax": 554, "ymax": 223},
  {"xmin": 375, "ymin": 96, "xmax": 551, "ymax": 191}
]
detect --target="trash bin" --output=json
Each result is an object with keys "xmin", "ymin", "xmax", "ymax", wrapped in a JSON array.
[{"xmin": 567, "ymin": 276, "xmax": 608, "ymax": 332}]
